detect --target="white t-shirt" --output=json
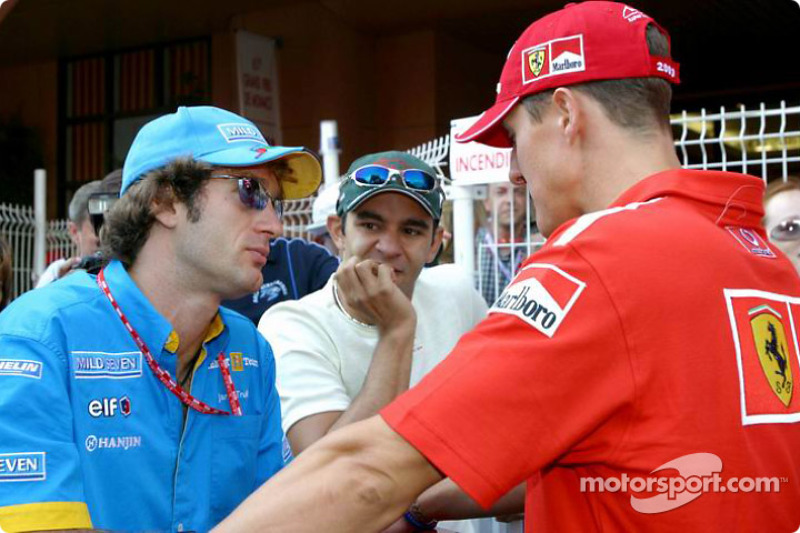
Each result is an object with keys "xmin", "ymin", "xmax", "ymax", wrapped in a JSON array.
[
  {"xmin": 259, "ymin": 263, "xmax": 493, "ymax": 533},
  {"xmin": 260, "ymin": 263, "xmax": 488, "ymax": 433},
  {"xmin": 35, "ymin": 259, "xmax": 68, "ymax": 288}
]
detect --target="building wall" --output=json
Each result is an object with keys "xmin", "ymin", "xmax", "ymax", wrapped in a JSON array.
[
  {"xmin": 0, "ymin": 2, "xmax": 504, "ymax": 216},
  {"xmin": 0, "ymin": 61, "xmax": 59, "ymax": 214}
]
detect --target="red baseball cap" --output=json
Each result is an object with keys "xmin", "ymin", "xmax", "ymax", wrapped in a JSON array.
[{"xmin": 456, "ymin": 1, "xmax": 680, "ymax": 148}]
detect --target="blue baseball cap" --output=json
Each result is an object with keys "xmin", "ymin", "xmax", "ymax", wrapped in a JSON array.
[{"xmin": 121, "ymin": 106, "xmax": 322, "ymax": 199}]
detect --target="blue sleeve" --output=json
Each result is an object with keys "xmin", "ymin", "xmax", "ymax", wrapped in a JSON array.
[
  {"xmin": 0, "ymin": 334, "xmax": 92, "ymax": 529},
  {"xmin": 306, "ymin": 244, "xmax": 339, "ymax": 293},
  {"xmin": 253, "ymin": 340, "xmax": 286, "ymax": 488}
]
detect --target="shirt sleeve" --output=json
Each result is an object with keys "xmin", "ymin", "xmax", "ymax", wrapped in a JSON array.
[
  {"xmin": 34, "ymin": 260, "xmax": 64, "ymax": 289},
  {"xmin": 0, "ymin": 334, "xmax": 93, "ymax": 531},
  {"xmin": 258, "ymin": 303, "xmax": 351, "ymax": 433},
  {"xmin": 381, "ymin": 244, "xmax": 635, "ymax": 509}
]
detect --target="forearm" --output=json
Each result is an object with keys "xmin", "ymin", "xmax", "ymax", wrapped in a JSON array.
[
  {"xmin": 216, "ymin": 416, "xmax": 442, "ymax": 533},
  {"xmin": 417, "ymin": 479, "xmax": 526, "ymax": 522},
  {"xmin": 330, "ymin": 324, "xmax": 414, "ymax": 432}
]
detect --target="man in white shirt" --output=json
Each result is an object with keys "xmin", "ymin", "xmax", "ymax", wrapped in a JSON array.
[
  {"xmin": 259, "ymin": 151, "xmax": 513, "ymax": 532},
  {"xmin": 35, "ymin": 180, "xmax": 102, "ymax": 288}
]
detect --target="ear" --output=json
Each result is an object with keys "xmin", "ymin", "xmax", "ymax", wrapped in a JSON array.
[
  {"xmin": 327, "ymin": 215, "xmax": 345, "ymax": 251},
  {"xmin": 551, "ymin": 87, "xmax": 581, "ymax": 145},
  {"xmin": 426, "ymin": 225, "xmax": 445, "ymax": 263},
  {"xmin": 67, "ymin": 221, "xmax": 80, "ymax": 246},
  {"xmin": 151, "ymin": 196, "xmax": 181, "ymax": 229}
]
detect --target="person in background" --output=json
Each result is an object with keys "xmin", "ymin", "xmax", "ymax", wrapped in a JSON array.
[
  {"xmin": 476, "ymin": 182, "xmax": 541, "ymax": 304},
  {"xmin": 306, "ymin": 183, "xmax": 341, "ymax": 256},
  {"xmin": 0, "ymin": 236, "xmax": 11, "ymax": 311},
  {"xmin": 764, "ymin": 176, "xmax": 800, "ymax": 274},
  {"xmin": 222, "ymin": 235, "xmax": 339, "ymax": 325},
  {"xmin": 35, "ymin": 180, "xmax": 101, "ymax": 287}
]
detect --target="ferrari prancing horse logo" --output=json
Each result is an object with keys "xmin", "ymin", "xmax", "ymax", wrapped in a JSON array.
[
  {"xmin": 750, "ymin": 305, "xmax": 793, "ymax": 406},
  {"xmin": 528, "ymin": 49, "xmax": 546, "ymax": 77}
]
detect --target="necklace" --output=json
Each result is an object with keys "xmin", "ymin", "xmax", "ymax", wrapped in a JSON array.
[{"xmin": 332, "ymin": 280, "xmax": 376, "ymax": 329}]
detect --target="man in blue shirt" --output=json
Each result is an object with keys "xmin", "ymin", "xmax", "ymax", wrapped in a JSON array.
[
  {"xmin": 223, "ymin": 237, "xmax": 339, "ymax": 325},
  {"xmin": 0, "ymin": 106, "xmax": 321, "ymax": 532}
]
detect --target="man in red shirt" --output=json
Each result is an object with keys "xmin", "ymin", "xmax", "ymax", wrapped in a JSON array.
[{"xmin": 216, "ymin": 2, "xmax": 800, "ymax": 531}]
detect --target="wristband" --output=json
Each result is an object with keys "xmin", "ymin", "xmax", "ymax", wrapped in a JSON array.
[{"xmin": 403, "ymin": 502, "xmax": 438, "ymax": 531}]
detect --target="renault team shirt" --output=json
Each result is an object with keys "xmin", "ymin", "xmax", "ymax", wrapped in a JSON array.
[
  {"xmin": 0, "ymin": 260, "xmax": 284, "ymax": 532},
  {"xmin": 382, "ymin": 170, "xmax": 800, "ymax": 532}
]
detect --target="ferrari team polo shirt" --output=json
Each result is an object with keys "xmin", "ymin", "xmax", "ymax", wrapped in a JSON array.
[{"xmin": 383, "ymin": 170, "xmax": 800, "ymax": 532}]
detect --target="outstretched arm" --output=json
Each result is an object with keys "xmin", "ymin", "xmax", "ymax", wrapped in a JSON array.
[{"xmin": 215, "ymin": 415, "xmax": 443, "ymax": 533}]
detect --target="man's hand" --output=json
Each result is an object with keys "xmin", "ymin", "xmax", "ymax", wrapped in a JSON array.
[
  {"xmin": 335, "ymin": 257, "xmax": 416, "ymax": 333},
  {"xmin": 56, "ymin": 257, "xmax": 82, "ymax": 279}
]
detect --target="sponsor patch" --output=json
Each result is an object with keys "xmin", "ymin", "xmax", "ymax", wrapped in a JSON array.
[
  {"xmin": 0, "ymin": 452, "xmax": 46, "ymax": 482},
  {"xmin": 219, "ymin": 389, "xmax": 249, "ymax": 404},
  {"xmin": 522, "ymin": 34, "xmax": 585, "ymax": 84},
  {"xmin": 254, "ymin": 280, "xmax": 288, "ymax": 304},
  {"xmin": 490, "ymin": 263, "xmax": 586, "ymax": 338},
  {"xmin": 217, "ymin": 123, "xmax": 267, "ymax": 144},
  {"xmin": 622, "ymin": 6, "xmax": 646, "ymax": 22},
  {"xmin": 230, "ymin": 352, "xmax": 244, "ymax": 372},
  {"xmin": 72, "ymin": 351, "xmax": 142, "ymax": 379},
  {"xmin": 85, "ymin": 434, "xmax": 142, "ymax": 452},
  {"xmin": 88, "ymin": 396, "xmax": 132, "ymax": 418},
  {"xmin": 0, "ymin": 359, "xmax": 42, "ymax": 379},
  {"xmin": 726, "ymin": 226, "xmax": 776, "ymax": 258},
  {"xmin": 725, "ymin": 289, "xmax": 800, "ymax": 425}
]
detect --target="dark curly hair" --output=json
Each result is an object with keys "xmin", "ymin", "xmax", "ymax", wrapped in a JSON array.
[{"xmin": 100, "ymin": 158, "xmax": 212, "ymax": 267}]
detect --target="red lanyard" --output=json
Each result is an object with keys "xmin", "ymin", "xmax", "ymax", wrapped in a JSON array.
[{"xmin": 97, "ymin": 268, "xmax": 242, "ymax": 416}]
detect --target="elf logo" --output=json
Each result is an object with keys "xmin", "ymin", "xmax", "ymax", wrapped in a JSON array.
[{"xmin": 88, "ymin": 396, "xmax": 132, "ymax": 418}]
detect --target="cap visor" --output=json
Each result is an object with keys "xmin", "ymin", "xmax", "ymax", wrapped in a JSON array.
[
  {"xmin": 454, "ymin": 97, "xmax": 519, "ymax": 148},
  {"xmin": 346, "ymin": 187, "xmax": 436, "ymax": 220},
  {"xmin": 200, "ymin": 146, "xmax": 322, "ymax": 200}
]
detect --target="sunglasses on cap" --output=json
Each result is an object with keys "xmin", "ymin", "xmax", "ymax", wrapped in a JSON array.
[
  {"xmin": 770, "ymin": 217, "xmax": 800, "ymax": 242},
  {"xmin": 349, "ymin": 165, "xmax": 438, "ymax": 192},
  {"xmin": 209, "ymin": 174, "xmax": 284, "ymax": 219}
]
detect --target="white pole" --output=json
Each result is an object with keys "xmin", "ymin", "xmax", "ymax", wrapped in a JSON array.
[
  {"xmin": 319, "ymin": 120, "xmax": 341, "ymax": 188},
  {"xmin": 450, "ymin": 183, "xmax": 475, "ymax": 276},
  {"xmin": 33, "ymin": 169, "xmax": 47, "ymax": 279}
]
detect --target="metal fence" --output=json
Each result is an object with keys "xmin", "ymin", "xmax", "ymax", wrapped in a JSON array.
[{"xmin": 0, "ymin": 204, "xmax": 74, "ymax": 299}]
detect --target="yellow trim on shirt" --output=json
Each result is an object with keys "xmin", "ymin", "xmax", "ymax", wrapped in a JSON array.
[
  {"xmin": 0, "ymin": 502, "xmax": 92, "ymax": 532},
  {"xmin": 164, "ymin": 330, "xmax": 181, "ymax": 354},
  {"xmin": 195, "ymin": 313, "xmax": 226, "ymax": 369}
]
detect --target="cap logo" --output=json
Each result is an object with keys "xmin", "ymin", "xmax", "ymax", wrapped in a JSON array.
[
  {"xmin": 521, "ymin": 35, "xmax": 585, "ymax": 84},
  {"xmin": 217, "ymin": 123, "xmax": 267, "ymax": 144},
  {"xmin": 528, "ymin": 49, "xmax": 546, "ymax": 78},
  {"xmin": 622, "ymin": 6, "xmax": 646, "ymax": 23}
]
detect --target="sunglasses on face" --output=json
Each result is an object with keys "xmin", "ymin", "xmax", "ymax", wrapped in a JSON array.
[
  {"xmin": 209, "ymin": 174, "xmax": 283, "ymax": 219},
  {"xmin": 349, "ymin": 165, "xmax": 438, "ymax": 191},
  {"xmin": 770, "ymin": 217, "xmax": 800, "ymax": 242}
]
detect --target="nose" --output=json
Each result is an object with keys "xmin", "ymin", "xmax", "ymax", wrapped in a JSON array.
[
  {"xmin": 375, "ymin": 230, "xmax": 402, "ymax": 259},
  {"xmin": 255, "ymin": 204, "xmax": 283, "ymax": 239},
  {"xmin": 508, "ymin": 148, "xmax": 526, "ymax": 186}
]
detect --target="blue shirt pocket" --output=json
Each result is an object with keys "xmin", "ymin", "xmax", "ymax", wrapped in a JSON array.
[{"xmin": 210, "ymin": 414, "xmax": 261, "ymax": 521}]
